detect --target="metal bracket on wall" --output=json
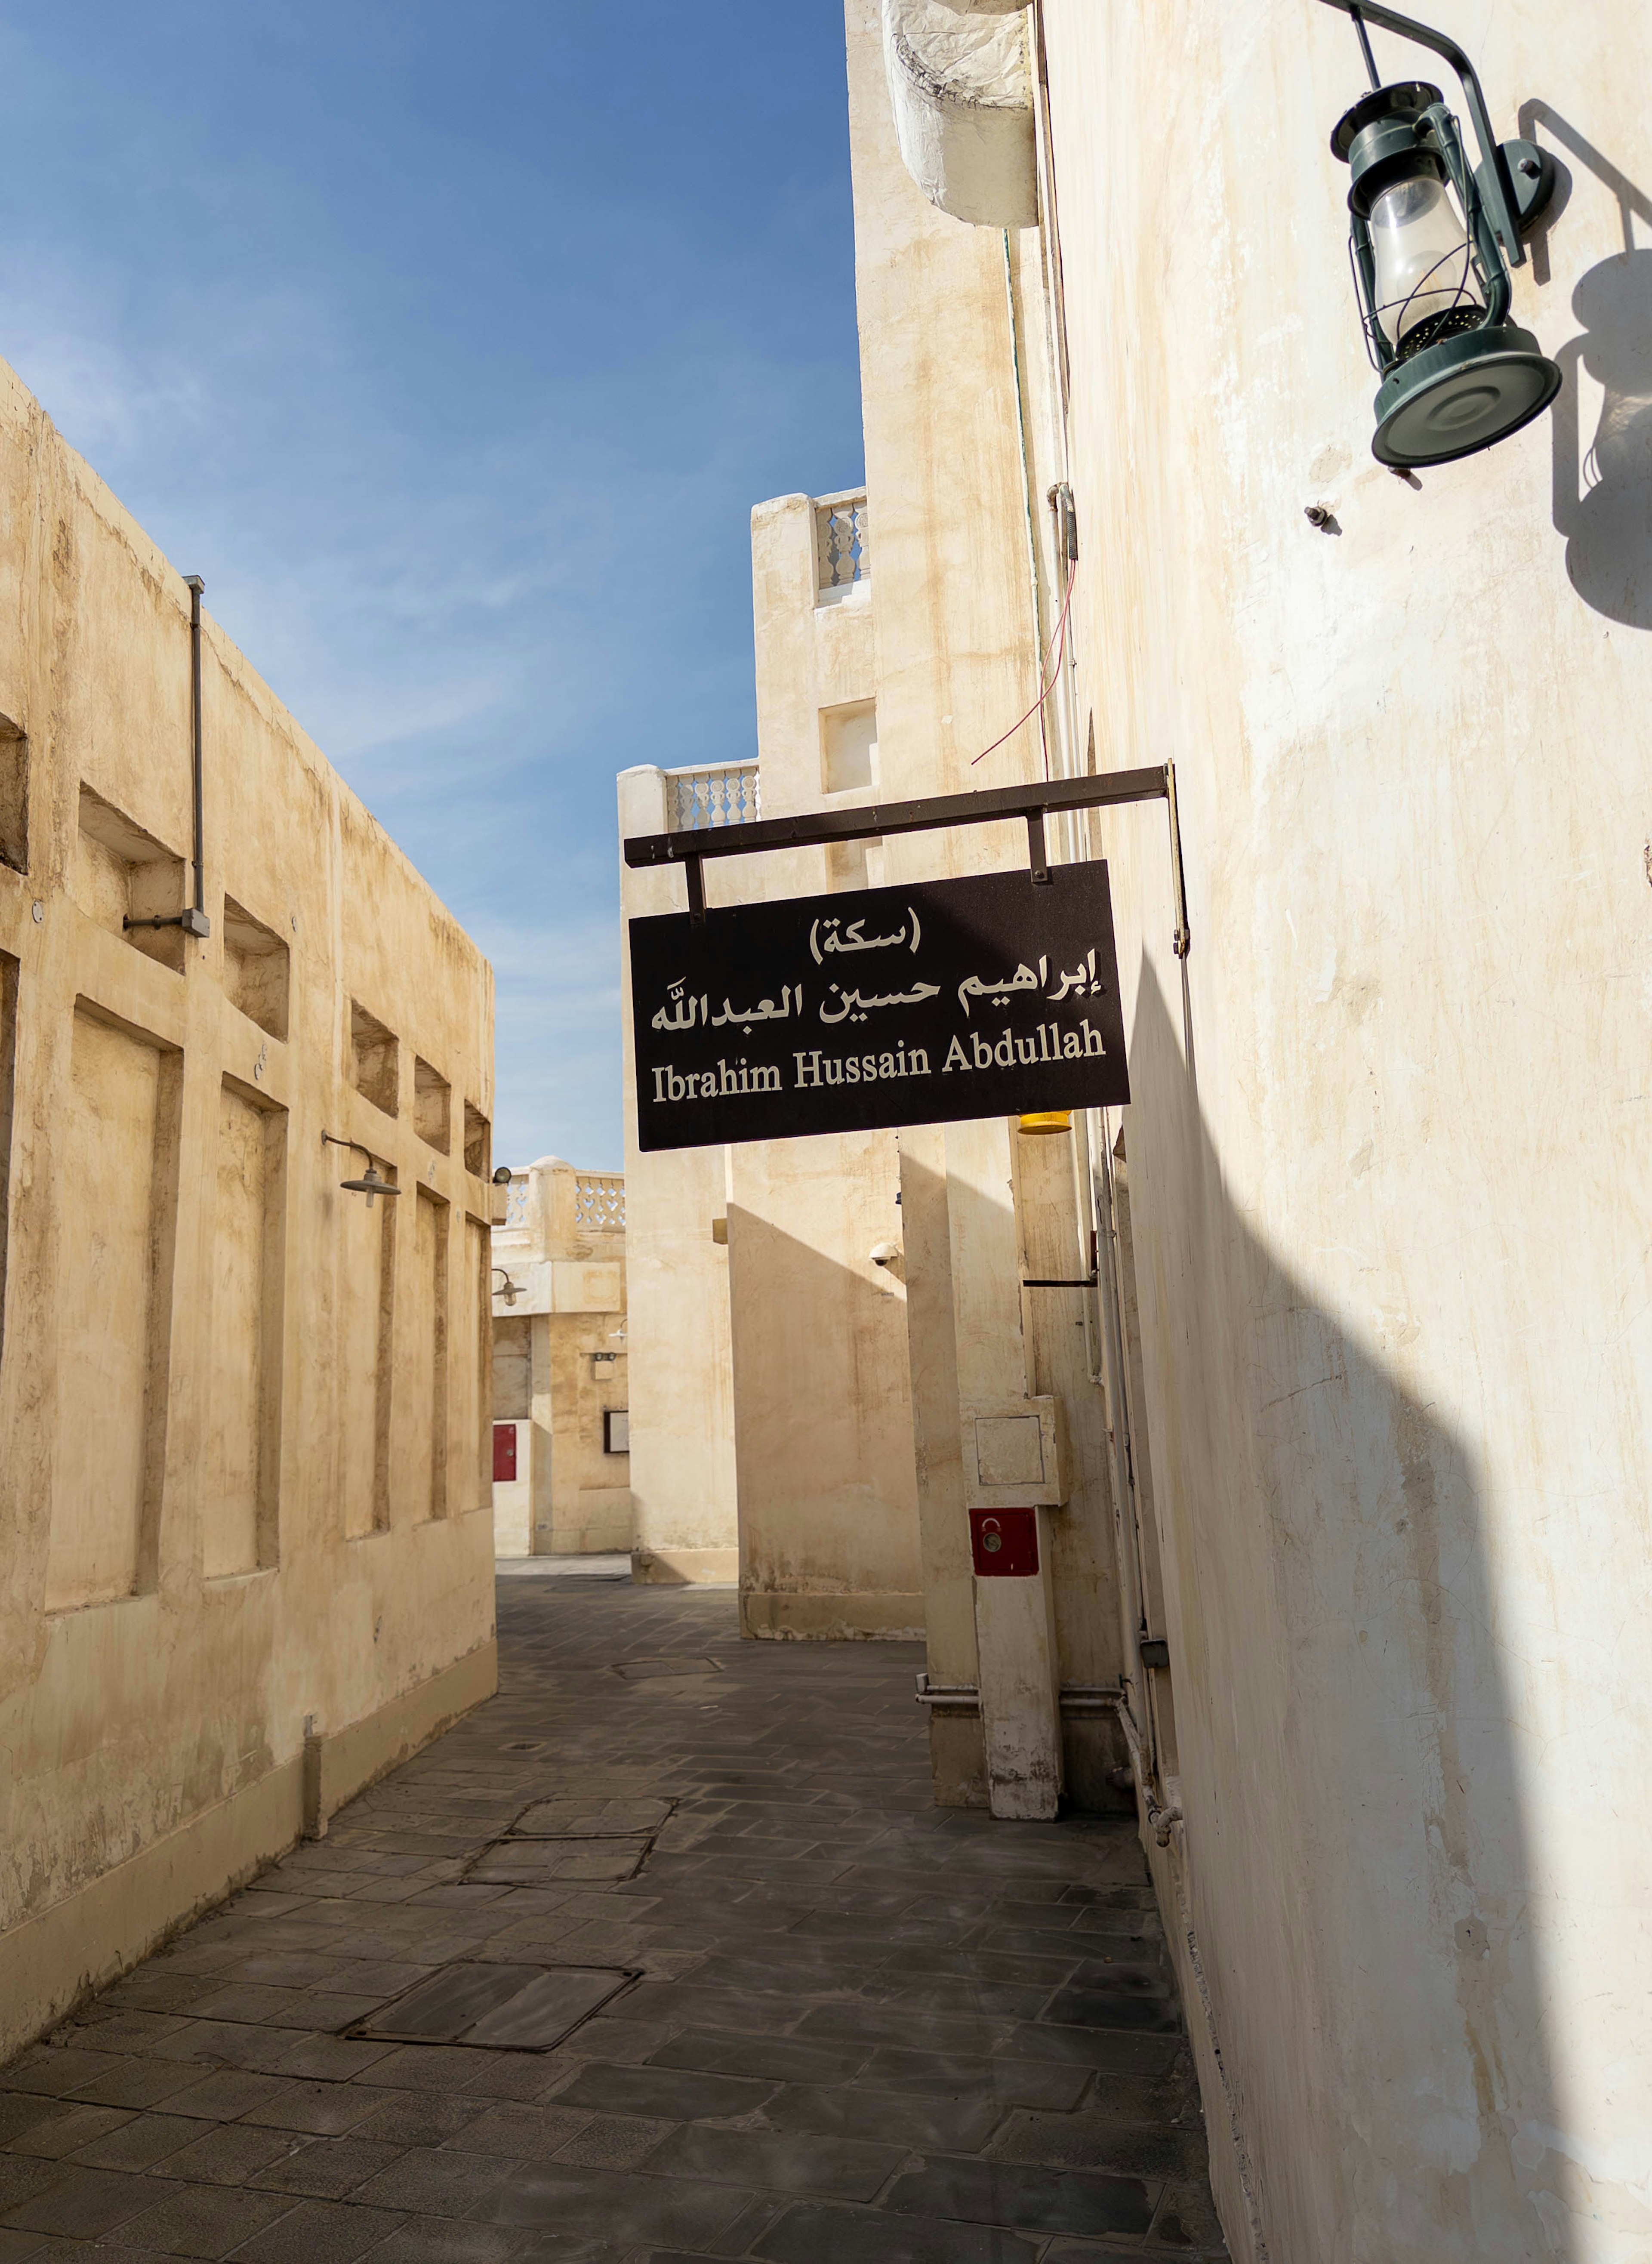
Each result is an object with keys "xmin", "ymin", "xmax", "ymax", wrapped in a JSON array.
[{"xmin": 627, "ymin": 764, "xmax": 1192, "ymax": 960}]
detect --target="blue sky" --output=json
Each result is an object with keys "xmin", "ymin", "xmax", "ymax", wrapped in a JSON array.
[{"xmin": 0, "ymin": 1, "xmax": 865, "ymax": 1169}]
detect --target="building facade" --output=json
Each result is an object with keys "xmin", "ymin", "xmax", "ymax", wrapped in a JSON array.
[
  {"xmin": 621, "ymin": 1, "xmax": 1652, "ymax": 2256},
  {"xmin": 0, "ymin": 360, "xmax": 497, "ymax": 2059},
  {"xmin": 490, "ymin": 1155, "xmax": 630, "ymax": 1558}
]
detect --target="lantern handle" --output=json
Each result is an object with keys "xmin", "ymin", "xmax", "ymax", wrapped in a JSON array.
[{"xmin": 1317, "ymin": 0, "xmax": 1526, "ymax": 264}]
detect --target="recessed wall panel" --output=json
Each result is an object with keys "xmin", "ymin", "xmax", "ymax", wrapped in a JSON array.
[
  {"xmin": 48, "ymin": 1006, "xmax": 179, "ymax": 1610},
  {"xmin": 449, "ymin": 1218, "xmax": 488, "ymax": 1514},
  {"xmin": 205, "ymin": 1081, "xmax": 285, "ymax": 1577},
  {"xmin": 342, "ymin": 1184, "xmax": 394, "ymax": 1538},
  {"xmin": 409, "ymin": 1189, "xmax": 448, "ymax": 1521}
]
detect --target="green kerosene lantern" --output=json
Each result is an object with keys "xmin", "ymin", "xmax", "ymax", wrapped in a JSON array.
[{"xmin": 1323, "ymin": 0, "xmax": 1560, "ymax": 467}]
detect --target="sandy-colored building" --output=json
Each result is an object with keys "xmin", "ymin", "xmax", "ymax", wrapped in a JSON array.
[
  {"xmin": 620, "ymin": 0, "xmax": 1652, "ymax": 2255},
  {"xmin": 620, "ymin": 491, "xmax": 927, "ymax": 1638},
  {"xmin": 490, "ymin": 1155, "xmax": 629, "ymax": 1558},
  {"xmin": 0, "ymin": 360, "xmax": 497, "ymax": 2060}
]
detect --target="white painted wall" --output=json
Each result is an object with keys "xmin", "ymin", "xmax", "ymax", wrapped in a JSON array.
[{"xmin": 1033, "ymin": 1, "xmax": 1652, "ymax": 2255}]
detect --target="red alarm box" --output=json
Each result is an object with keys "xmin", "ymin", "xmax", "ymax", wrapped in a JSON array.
[
  {"xmin": 970, "ymin": 1506, "xmax": 1039, "ymax": 1577},
  {"xmin": 493, "ymin": 1422, "xmax": 518, "ymax": 1483}
]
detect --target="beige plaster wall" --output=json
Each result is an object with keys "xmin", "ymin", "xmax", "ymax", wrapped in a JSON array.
[
  {"xmin": 1034, "ymin": 1, "xmax": 1652, "ymax": 2257},
  {"xmin": 0, "ymin": 358, "xmax": 497, "ymax": 2059}
]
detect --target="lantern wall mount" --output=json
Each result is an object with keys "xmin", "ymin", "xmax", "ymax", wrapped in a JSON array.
[
  {"xmin": 1321, "ymin": 0, "xmax": 1560, "ymax": 468},
  {"xmin": 321, "ymin": 1132, "xmax": 399, "ymax": 1208}
]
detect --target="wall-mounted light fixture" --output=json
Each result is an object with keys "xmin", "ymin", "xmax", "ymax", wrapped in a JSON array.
[
  {"xmin": 492, "ymin": 1164, "xmax": 514, "ymax": 1185},
  {"xmin": 321, "ymin": 1132, "xmax": 400, "ymax": 1209},
  {"xmin": 1321, "ymin": 0, "xmax": 1559, "ymax": 467},
  {"xmin": 492, "ymin": 1267, "xmax": 521, "ymax": 1306}
]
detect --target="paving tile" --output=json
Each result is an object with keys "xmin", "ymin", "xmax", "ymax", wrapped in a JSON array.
[
  {"xmin": 860, "ymin": 2052, "xmax": 1089, "ymax": 2111},
  {"xmin": 240, "ymin": 2083, "xmax": 394, "ymax": 2138},
  {"xmin": 994, "ymin": 2027, "xmax": 1182, "ymax": 2077},
  {"xmin": 147, "ymin": 2027, "xmax": 304, "ymax": 2076},
  {"xmin": 438, "ymin": 2105, "xmax": 591, "ymax": 2161},
  {"xmin": 549, "ymin": 2064, "xmax": 771, "ymax": 2123},
  {"xmin": 6, "ymin": 2105, "xmax": 137, "ymax": 2160},
  {"xmin": 1148, "ymin": 2181, "xmax": 1229, "ymax": 2250},
  {"xmin": 268, "ymin": 2040, "xmax": 401, "ymax": 2084},
  {"xmin": 65, "ymin": 2115, "xmax": 215, "ymax": 2171},
  {"xmin": 1041, "ymin": 1988, "xmax": 1181, "ymax": 2036},
  {"xmin": 1, "ymin": 2167, "xmax": 183, "ymax": 2237},
  {"xmin": 113, "ymin": 2182, "xmax": 298, "ymax": 2258},
  {"xmin": 550, "ymin": 2114, "xmax": 674, "ymax": 2171},
  {"xmin": 643, "ymin": 2125, "xmax": 906, "ymax": 2203},
  {"xmin": 482, "ymin": 2164, "xmax": 758, "ymax": 2249},
  {"xmin": 885, "ymin": 2159, "xmax": 1158, "ymax": 2240},
  {"xmin": 0, "ymin": 2163, "xmax": 61, "ymax": 2215},
  {"xmin": 154, "ymin": 2073, "xmax": 286, "ymax": 2124},
  {"xmin": 0, "ymin": 2230, "xmax": 48, "ymax": 2263},
  {"xmin": 647, "ymin": 2034, "xmax": 868, "ymax": 2087},
  {"xmin": 986, "ymin": 2106, "xmax": 1210, "ymax": 2181},
  {"xmin": 362, "ymin": 2219, "xmax": 523, "ymax": 2264},
  {"xmin": 0, "ymin": 2100, "xmax": 76, "ymax": 2151},
  {"xmin": 335, "ymin": 2053, "xmax": 551, "ymax": 2106},
  {"xmin": 349, "ymin": 2147, "xmax": 515, "ymax": 2217},
  {"xmin": 1, "ymin": 2054, "xmax": 131, "ymax": 2102},
  {"xmin": 345, "ymin": 2098, "xmax": 493, "ymax": 2150},
  {"xmin": 65, "ymin": 2064, "xmax": 209, "ymax": 2113},
  {"xmin": 230, "ymin": 2199, "xmax": 408, "ymax": 2264},
  {"xmin": 153, "ymin": 2123, "xmax": 303, "ymax": 2185},
  {"xmin": 246, "ymin": 2136, "xmax": 407, "ymax": 2199},
  {"xmin": 752, "ymin": 2199, "xmax": 1040, "ymax": 2262},
  {"xmin": 761, "ymin": 2086, "xmax": 1002, "ymax": 2155}
]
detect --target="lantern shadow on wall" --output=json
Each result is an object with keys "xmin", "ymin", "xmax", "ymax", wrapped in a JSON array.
[{"xmin": 1523, "ymin": 105, "xmax": 1652, "ymax": 632}]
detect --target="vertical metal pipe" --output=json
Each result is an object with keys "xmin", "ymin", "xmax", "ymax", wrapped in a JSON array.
[
  {"xmin": 185, "ymin": 575, "xmax": 205, "ymax": 919},
  {"xmin": 1349, "ymin": 5, "xmax": 1382, "ymax": 88}
]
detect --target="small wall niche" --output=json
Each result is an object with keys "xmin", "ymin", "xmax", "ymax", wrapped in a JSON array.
[
  {"xmin": 821, "ymin": 700, "xmax": 878, "ymax": 796},
  {"xmin": 73, "ymin": 785, "xmax": 188, "ymax": 973},
  {"xmin": 350, "ymin": 1000, "xmax": 399, "ymax": 1116},
  {"xmin": 414, "ymin": 1055, "xmax": 451, "ymax": 1153},
  {"xmin": 223, "ymin": 896, "xmax": 290, "ymax": 1043},
  {"xmin": 464, "ymin": 1102, "xmax": 490, "ymax": 1178},
  {"xmin": 0, "ymin": 717, "xmax": 26, "ymax": 874}
]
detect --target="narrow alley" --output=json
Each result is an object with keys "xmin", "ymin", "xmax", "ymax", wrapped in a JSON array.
[{"xmin": 0, "ymin": 1574, "xmax": 1227, "ymax": 2264}]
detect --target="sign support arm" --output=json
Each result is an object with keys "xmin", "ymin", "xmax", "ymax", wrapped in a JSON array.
[{"xmin": 625, "ymin": 764, "xmax": 1192, "ymax": 961}]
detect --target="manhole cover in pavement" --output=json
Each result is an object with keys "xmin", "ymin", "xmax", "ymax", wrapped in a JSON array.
[
  {"xmin": 610, "ymin": 1656, "xmax": 723, "ymax": 1681},
  {"xmin": 354, "ymin": 1962, "xmax": 635, "ymax": 2050},
  {"xmin": 466, "ymin": 1837, "xmax": 652, "ymax": 1884}
]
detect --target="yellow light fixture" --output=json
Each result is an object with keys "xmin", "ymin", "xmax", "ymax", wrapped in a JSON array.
[{"xmin": 1017, "ymin": 1110, "xmax": 1073, "ymax": 1136}]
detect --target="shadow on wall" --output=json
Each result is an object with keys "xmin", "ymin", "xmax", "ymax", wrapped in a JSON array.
[
  {"xmin": 724, "ymin": 1206, "xmax": 923, "ymax": 1630},
  {"xmin": 1125, "ymin": 965, "xmax": 1573, "ymax": 2260},
  {"xmin": 1523, "ymin": 102, "xmax": 1652, "ymax": 630}
]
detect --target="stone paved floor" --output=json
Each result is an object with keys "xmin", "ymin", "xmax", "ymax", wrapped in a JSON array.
[{"xmin": 0, "ymin": 1579, "xmax": 1230, "ymax": 2264}]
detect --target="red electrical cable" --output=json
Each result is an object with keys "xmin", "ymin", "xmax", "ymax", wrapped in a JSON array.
[{"xmin": 970, "ymin": 562, "xmax": 1077, "ymax": 776}]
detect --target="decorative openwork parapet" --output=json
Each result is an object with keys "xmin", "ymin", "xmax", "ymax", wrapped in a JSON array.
[
  {"xmin": 573, "ymin": 1172, "xmax": 626, "ymax": 1236},
  {"xmin": 664, "ymin": 762, "xmax": 761, "ymax": 832},
  {"xmin": 815, "ymin": 491, "xmax": 870, "ymax": 594}
]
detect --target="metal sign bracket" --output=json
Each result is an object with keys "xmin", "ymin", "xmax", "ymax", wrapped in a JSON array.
[{"xmin": 625, "ymin": 763, "xmax": 1191, "ymax": 961}]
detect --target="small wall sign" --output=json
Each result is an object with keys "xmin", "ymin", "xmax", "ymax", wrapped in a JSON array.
[{"xmin": 629, "ymin": 863, "xmax": 1129, "ymax": 1151}]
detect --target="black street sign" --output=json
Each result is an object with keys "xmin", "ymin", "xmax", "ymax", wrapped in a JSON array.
[{"xmin": 629, "ymin": 861, "xmax": 1128, "ymax": 1151}]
